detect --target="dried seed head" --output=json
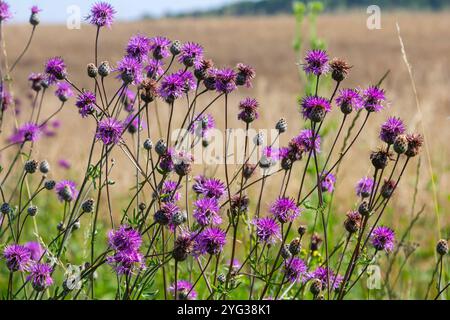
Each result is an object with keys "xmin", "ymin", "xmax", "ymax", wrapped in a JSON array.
[
  {"xmin": 344, "ymin": 211, "xmax": 362, "ymax": 234},
  {"xmin": 370, "ymin": 148, "xmax": 393, "ymax": 170},
  {"xmin": 330, "ymin": 58, "xmax": 351, "ymax": 82},
  {"xmin": 39, "ymin": 160, "xmax": 50, "ymax": 174},
  {"xmin": 81, "ymin": 198, "xmax": 95, "ymax": 213},
  {"xmin": 172, "ymin": 233, "xmax": 193, "ymax": 262},
  {"xmin": 436, "ymin": 239, "xmax": 448, "ymax": 256},
  {"xmin": 139, "ymin": 78, "xmax": 157, "ymax": 103},
  {"xmin": 98, "ymin": 61, "xmax": 111, "ymax": 77},
  {"xmin": 87, "ymin": 63, "xmax": 98, "ymax": 78},
  {"xmin": 24, "ymin": 160, "xmax": 39, "ymax": 174},
  {"xmin": 393, "ymin": 134, "xmax": 408, "ymax": 154},
  {"xmin": 405, "ymin": 133, "xmax": 423, "ymax": 157},
  {"xmin": 380, "ymin": 179, "xmax": 396, "ymax": 199},
  {"xmin": 27, "ymin": 205, "xmax": 38, "ymax": 217},
  {"xmin": 275, "ymin": 118, "xmax": 287, "ymax": 133},
  {"xmin": 155, "ymin": 139, "xmax": 167, "ymax": 156},
  {"xmin": 44, "ymin": 180, "xmax": 56, "ymax": 190},
  {"xmin": 289, "ymin": 237, "xmax": 302, "ymax": 256},
  {"xmin": 242, "ymin": 163, "xmax": 256, "ymax": 180}
]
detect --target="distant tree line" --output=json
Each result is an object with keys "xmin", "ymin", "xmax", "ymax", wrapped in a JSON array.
[{"xmin": 172, "ymin": 0, "xmax": 448, "ymax": 17}]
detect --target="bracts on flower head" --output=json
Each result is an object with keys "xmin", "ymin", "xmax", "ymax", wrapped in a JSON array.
[{"xmin": 329, "ymin": 57, "xmax": 351, "ymax": 82}]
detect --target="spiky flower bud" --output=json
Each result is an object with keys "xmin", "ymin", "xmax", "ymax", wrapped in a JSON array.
[
  {"xmin": 436, "ymin": 239, "xmax": 448, "ymax": 256},
  {"xmin": 172, "ymin": 233, "xmax": 193, "ymax": 262},
  {"xmin": 87, "ymin": 63, "xmax": 98, "ymax": 78},
  {"xmin": 27, "ymin": 205, "xmax": 38, "ymax": 217},
  {"xmin": 44, "ymin": 180, "xmax": 56, "ymax": 190},
  {"xmin": 24, "ymin": 160, "xmax": 38, "ymax": 174},
  {"xmin": 281, "ymin": 245, "xmax": 292, "ymax": 260},
  {"xmin": 298, "ymin": 225, "xmax": 307, "ymax": 237},
  {"xmin": 39, "ymin": 160, "xmax": 50, "ymax": 174},
  {"xmin": 309, "ymin": 106, "xmax": 326, "ymax": 123},
  {"xmin": 289, "ymin": 237, "xmax": 302, "ymax": 256},
  {"xmin": 81, "ymin": 199, "xmax": 95, "ymax": 213},
  {"xmin": 370, "ymin": 149, "xmax": 392, "ymax": 170},
  {"xmin": 330, "ymin": 58, "xmax": 351, "ymax": 82},
  {"xmin": 358, "ymin": 201, "xmax": 370, "ymax": 216},
  {"xmin": 138, "ymin": 202, "xmax": 146, "ymax": 211},
  {"xmin": 170, "ymin": 40, "xmax": 182, "ymax": 56},
  {"xmin": 380, "ymin": 179, "xmax": 396, "ymax": 199},
  {"xmin": 155, "ymin": 139, "xmax": 167, "ymax": 156},
  {"xmin": 98, "ymin": 61, "xmax": 111, "ymax": 77},
  {"xmin": 393, "ymin": 134, "xmax": 408, "ymax": 154},
  {"xmin": 275, "ymin": 118, "xmax": 287, "ymax": 134},
  {"xmin": 310, "ymin": 278, "xmax": 322, "ymax": 296},
  {"xmin": 1, "ymin": 203, "xmax": 11, "ymax": 215},
  {"xmin": 143, "ymin": 138, "xmax": 153, "ymax": 151}
]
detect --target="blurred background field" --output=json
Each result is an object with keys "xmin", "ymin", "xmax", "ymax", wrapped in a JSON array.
[{"xmin": 0, "ymin": 0, "xmax": 449, "ymax": 299}]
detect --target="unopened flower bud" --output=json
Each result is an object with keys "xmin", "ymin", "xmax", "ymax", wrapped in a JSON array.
[
  {"xmin": 39, "ymin": 160, "xmax": 50, "ymax": 174},
  {"xmin": 27, "ymin": 205, "xmax": 38, "ymax": 217},
  {"xmin": 98, "ymin": 61, "xmax": 111, "ymax": 77},
  {"xmin": 24, "ymin": 160, "xmax": 38, "ymax": 174}
]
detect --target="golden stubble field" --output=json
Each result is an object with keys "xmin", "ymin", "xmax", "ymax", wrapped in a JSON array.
[{"xmin": 2, "ymin": 12, "xmax": 449, "ymax": 263}]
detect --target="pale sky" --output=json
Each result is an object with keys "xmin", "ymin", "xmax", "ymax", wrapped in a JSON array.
[{"xmin": 8, "ymin": 0, "xmax": 244, "ymax": 23}]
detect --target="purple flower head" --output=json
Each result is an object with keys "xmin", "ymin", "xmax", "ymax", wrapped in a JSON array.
[
  {"xmin": 252, "ymin": 217, "xmax": 281, "ymax": 244},
  {"xmin": 126, "ymin": 34, "xmax": 151, "ymax": 62},
  {"xmin": 371, "ymin": 226, "xmax": 395, "ymax": 252},
  {"xmin": 55, "ymin": 180, "xmax": 79, "ymax": 202},
  {"xmin": 194, "ymin": 227, "xmax": 226, "ymax": 256},
  {"xmin": 55, "ymin": 82, "xmax": 74, "ymax": 102},
  {"xmin": 58, "ymin": 158, "xmax": 71, "ymax": 169},
  {"xmin": 175, "ymin": 69, "xmax": 197, "ymax": 92},
  {"xmin": 191, "ymin": 113, "xmax": 215, "ymax": 138},
  {"xmin": 261, "ymin": 146, "xmax": 281, "ymax": 168},
  {"xmin": 1, "ymin": 84, "xmax": 12, "ymax": 111},
  {"xmin": 159, "ymin": 148, "xmax": 175, "ymax": 173},
  {"xmin": 321, "ymin": 171, "xmax": 336, "ymax": 193},
  {"xmin": 27, "ymin": 263, "xmax": 53, "ymax": 291},
  {"xmin": 270, "ymin": 197, "xmax": 301, "ymax": 223},
  {"xmin": 124, "ymin": 113, "xmax": 145, "ymax": 134},
  {"xmin": 363, "ymin": 86, "xmax": 386, "ymax": 112},
  {"xmin": 160, "ymin": 180, "xmax": 182, "ymax": 203},
  {"xmin": 192, "ymin": 175, "xmax": 207, "ymax": 194},
  {"xmin": 196, "ymin": 178, "xmax": 226, "ymax": 199},
  {"xmin": 24, "ymin": 242, "xmax": 45, "ymax": 261},
  {"xmin": 170, "ymin": 280, "xmax": 197, "ymax": 300},
  {"xmin": 336, "ymin": 88, "xmax": 363, "ymax": 111},
  {"xmin": 108, "ymin": 225, "xmax": 142, "ymax": 252},
  {"xmin": 158, "ymin": 72, "xmax": 186, "ymax": 103},
  {"xmin": 145, "ymin": 59, "xmax": 164, "ymax": 79},
  {"xmin": 116, "ymin": 56, "xmax": 143, "ymax": 85},
  {"xmin": 178, "ymin": 42, "xmax": 203, "ymax": 68},
  {"xmin": 75, "ymin": 91, "xmax": 96, "ymax": 117},
  {"xmin": 356, "ymin": 176, "xmax": 374, "ymax": 198},
  {"xmin": 28, "ymin": 73, "xmax": 45, "ymax": 91},
  {"xmin": 213, "ymin": 68, "xmax": 237, "ymax": 94},
  {"xmin": 0, "ymin": 1, "xmax": 12, "ymax": 21},
  {"xmin": 44, "ymin": 57, "xmax": 67, "ymax": 83},
  {"xmin": 3, "ymin": 244, "xmax": 31, "ymax": 272},
  {"xmin": 107, "ymin": 250, "xmax": 144, "ymax": 275},
  {"xmin": 238, "ymin": 97, "xmax": 259, "ymax": 123},
  {"xmin": 31, "ymin": 5, "xmax": 41, "ymax": 14},
  {"xmin": 155, "ymin": 202, "xmax": 181, "ymax": 231},
  {"xmin": 294, "ymin": 129, "xmax": 320, "ymax": 153},
  {"xmin": 236, "ymin": 63, "xmax": 255, "ymax": 88},
  {"xmin": 96, "ymin": 118, "xmax": 123, "ymax": 145},
  {"xmin": 283, "ymin": 257, "xmax": 307, "ymax": 283},
  {"xmin": 87, "ymin": 2, "xmax": 116, "ymax": 28},
  {"xmin": 308, "ymin": 267, "xmax": 343, "ymax": 290},
  {"xmin": 303, "ymin": 49, "xmax": 329, "ymax": 76},
  {"xmin": 150, "ymin": 36, "xmax": 171, "ymax": 60},
  {"xmin": 193, "ymin": 197, "xmax": 221, "ymax": 226},
  {"xmin": 300, "ymin": 95, "xmax": 331, "ymax": 120},
  {"xmin": 8, "ymin": 122, "xmax": 40, "ymax": 144},
  {"xmin": 380, "ymin": 116, "xmax": 405, "ymax": 145}
]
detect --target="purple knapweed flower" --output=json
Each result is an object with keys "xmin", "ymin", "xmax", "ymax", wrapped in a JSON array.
[
  {"xmin": 124, "ymin": 113, "xmax": 145, "ymax": 134},
  {"xmin": 380, "ymin": 116, "xmax": 405, "ymax": 145},
  {"xmin": 308, "ymin": 266, "xmax": 343, "ymax": 290},
  {"xmin": 150, "ymin": 36, "xmax": 171, "ymax": 60},
  {"xmin": 178, "ymin": 42, "xmax": 203, "ymax": 68},
  {"xmin": 237, "ymin": 97, "xmax": 259, "ymax": 123},
  {"xmin": 126, "ymin": 34, "xmax": 151, "ymax": 62},
  {"xmin": 300, "ymin": 95, "xmax": 332, "ymax": 120},
  {"xmin": 55, "ymin": 180, "xmax": 79, "ymax": 202},
  {"xmin": 158, "ymin": 72, "xmax": 186, "ymax": 103},
  {"xmin": 24, "ymin": 242, "xmax": 45, "ymax": 261},
  {"xmin": 0, "ymin": 1, "xmax": 12, "ymax": 22},
  {"xmin": 303, "ymin": 49, "xmax": 329, "ymax": 76},
  {"xmin": 213, "ymin": 68, "xmax": 237, "ymax": 94},
  {"xmin": 194, "ymin": 227, "xmax": 226, "ymax": 256},
  {"xmin": 252, "ymin": 217, "xmax": 281, "ymax": 244},
  {"xmin": 160, "ymin": 180, "xmax": 182, "ymax": 202},
  {"xmin": 159, "ymin": 148, "xmax": 175, "ymax": 173},
  {"xmin": 75, "ymin": 91, "xmax": 96, "ymax": 117},
  {"xmin": 28, "ymin": 73, "xmax": 45, "ymax": 92},
  {"xmin": 371, "ymin": 226, "xmax": 395, "ymax": 252},
  {"xmin": 116, "ymin": 56, "xmax": 143, "ymax": 85},
  {"xmin": 44, "ymin": 57, "xmax": 66, "ymax": 83},
  {"xmin": 170, "ymin": 280, "xmax": 197, "ymax": 300},
  {"xmin": 363, "ymin": 86, "xmax": 386, "ymax": 112},
  {"xmin": 145, "ymin": 59, "xmax": 164, "ymax": 79},
  {"xmin": 336, "ymin": 88, "xmax": 363, "ymax": 112},
  {"xmin": 321, "ymin": 171, "xmax": 336, "ymax": 193},
  {"xmin": 8, "ymin": 122, "xmax": 40, "ymax": 144},
  {"xmin": 107, "ymin": 250, "xmax": 144, "ymax": 275},
  {"xmin": 196, "ymin": 178, "xmax": 226, "ymax": 199},
  {"xmin": 283, "ymin": 257, "xmax": 307, "ymax": 283},
  {"xmin": 1, "ymin": 84, "xmax": 12, "ymax": 111},
  {"xmin": 55, "ymin": 82, "xmax": 74, "ymax": 102},
  {"xmin": 294, "ymin": 129, "xmax": 320, "ymax": 153},
  {"xmin": 191, "ymin": 113, "xmax": 215, "ymax": 138},
  {"xmin": 193, "ymin": 197, "xmax": 221, "ymax": 226},
  {"xmin": 270, "ymin": 197, "xmax": 301, "ymax": 223},
  {"xmin": 87, "ymin": 2, "xmax": 116, "ymax": 28},
  {"xmin": 27, "ymin": 263, "xmax": 53, "ymax": 291},
  {"xmin": 260, "ymin": 146, "xmax": 281, "ymax": 168},
  {"xmin": 175, "ymin": 69, "xmax": 197, "ymax": 92},
  {"xmin": 355, "ymin": 176, "xmax": 374, "ymax": 198},
  {"xmin": 30, "ymin": 5, "xmax": 41, "ymax": 14},
  {"xmin": 3, "ymin": 244, "xmax": 31, "ymax": 272},
  {"xmin": 96, "ymin": 118, "xmax": 123, "ymax": 145},
  {"xmin": 58, "ymin": 159, "xmax": 71, "ymax": 169},
  {"xmin": 236, "ymin": 63, "xmax": 255, "ymax": 88},
  {"xmin": 108, "ymin": 225, "xmax": 142, "ymax": 252},
  {"xmin": 192, "ymin": 175, "xmax": 207, "ymax": 194}
]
